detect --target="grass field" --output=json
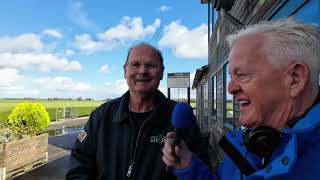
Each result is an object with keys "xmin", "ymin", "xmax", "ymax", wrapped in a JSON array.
[
  {"xmin": 189, "ymin": 102, "xmax": 233, "ymax": 110},
  {"xmin": 0, "ymin": 99, "xmax": 106, "ymax": 112},
  {"xmin": 0, "ymin": 99, "xmax": 106, "ymax": 121}
]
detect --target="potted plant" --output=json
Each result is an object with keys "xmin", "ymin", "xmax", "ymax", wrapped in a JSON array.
[{"xmin": 0, "ymin": 102, "xmax": 50, "ymax": 179}]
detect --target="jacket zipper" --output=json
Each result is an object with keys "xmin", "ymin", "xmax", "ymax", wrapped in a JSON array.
[{"xmin": 127, "ymin": 116, "xmax": 149, "ymax": 178}]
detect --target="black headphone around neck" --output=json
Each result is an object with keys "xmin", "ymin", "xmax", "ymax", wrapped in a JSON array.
[{"xmin": 243, "ymin": 126, "xmax": 280, "ymax": 158}]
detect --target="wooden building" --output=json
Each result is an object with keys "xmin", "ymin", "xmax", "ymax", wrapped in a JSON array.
[{"xmin": 194, "ymin": 0, "xmax": 320, "ymax": 161}]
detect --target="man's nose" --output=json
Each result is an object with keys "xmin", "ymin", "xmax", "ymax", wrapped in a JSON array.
[
  {"xmin": 228, "ymin": 78, "xmax": 240, "ymax": 95},
  {"xmin": 137, "ymin": 64, "xmax": 148, "ymax": 72}
]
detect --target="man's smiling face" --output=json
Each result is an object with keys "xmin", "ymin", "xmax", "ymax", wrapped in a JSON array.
[
  {"xmin": 124, "ymin": 44, "xmax": 163, "ymax": 96},
  {"xmin": 228, "ymin": 34, "xmax": 290, "ymax": 129}
]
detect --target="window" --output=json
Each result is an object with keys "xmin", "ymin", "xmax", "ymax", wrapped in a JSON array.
[
  {"xmin": 212, "ymin": 9, "xmax": 219, "ymax": 27},
  {"xmin": 224, "ymin": 63, "xmax": 234, "ymax": 130},
  {"xmin": 203, "ymin": 81, "xmax": 208, "ymax": 109},
  {"xmin": 211, "ymin": 75, "xmax": 217, "ymax": 116}
]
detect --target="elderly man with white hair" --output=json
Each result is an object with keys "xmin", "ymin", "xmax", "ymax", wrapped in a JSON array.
[{"xmin": 162, "ymin": 18, "xmax": 320, "ymax": 180}]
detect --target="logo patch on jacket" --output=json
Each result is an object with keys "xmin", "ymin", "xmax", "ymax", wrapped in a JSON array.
[
  {"xmin": 78, "ymin": 130, "xmax": 87, "ymax": 142},
  {"xmin": 149, "ymin": 134, "xmax": 167, "ymax": 143}
]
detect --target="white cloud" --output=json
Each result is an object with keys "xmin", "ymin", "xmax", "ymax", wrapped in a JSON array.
[
  {"xmin": 0, "ymin": 52, "xmax": 81, "ymax": 72},
  {"xmin": 158, "ymin": 85, "xmax": 167, "ymax": 96},
  {"xmin": 65, "ymin": 49, "xmax": 75, "ymax": 56},
  {"xmin": 73, "ymin": 17, "xmax": 161, "ymax": 53},
  {"xmin": 67, "ymin": 1, "xmax": 99, "ymax": 32},
  {"xmin": 98, "ymin": 17, "xmax": 160, "ymax": 41},
  {"xmin": 0, "ymin": 86, "xmax": 40, "ymax": 96},
  {"xmin": 73, "ymin": 34, "xmax": 112, "ymax": 53},
  {"xmin": 104, "ymin": 79, "xmax": 128, "ymax": 97},
  {"xmin": 0, "ymin": 68, "xmax": 40, "ymax": 97},
  {"xmin": 159, "ymin": 21, "xmax": 208, "ymax": 59},
  {"xmin": 158, "ymin": 5, "xmax": 171, "ymax": 12},
  {"xmin": 0, "ymin": 33, "xmax": 43, "ymax": 53},
  {"xmin": 42, "ymin": 29, "xmax": 63, "ymax": 39},
  {"xmin": 99, "ymin": 64, "xmax": 110, "ymax": 73},
  {"xmin": 0, "ymin": 33, "xmax": 81, "ymax": 72},
  {"xmin": 0, "ymin": 68, "xmax": 23, "ymax": 87},
  {"xmin": 0, "ymin": 74, "xmax": 95, "ymax": 99},
  {"xmin": 34, "ymin": 76, "xmax": 91, "ymax": 92}
]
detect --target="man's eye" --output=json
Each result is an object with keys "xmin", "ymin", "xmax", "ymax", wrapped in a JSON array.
[
  {"xmin": 237, "ymin": 74, "xmax": 252, "ymax": 82},
  {"xmin": 236, "ymin": 72, "xmax": 246, "ymax": 77},
  {"xmin": 146, "ymin": 64, "xmax": 156, "ymax": 68},
  {"xmin": 131, "ymin": 63, "xmax": 140, "ymax": 68}
]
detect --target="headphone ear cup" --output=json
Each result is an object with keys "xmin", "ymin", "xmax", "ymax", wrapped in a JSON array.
[
  {"xmin": 243, "ymin": 128, "xmax": 251, "ymax": 148},
  {"xmin": 243, "ymin": 126, "xmax": 280, "ymax": 157}
]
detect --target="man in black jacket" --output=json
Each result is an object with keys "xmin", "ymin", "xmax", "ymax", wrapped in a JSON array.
[{"xmin": 66, "ymin": 42, "xmax": 209, "ymax": 180}]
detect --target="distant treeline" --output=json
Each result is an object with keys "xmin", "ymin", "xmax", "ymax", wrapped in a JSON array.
[
  {"xmin": 2, "ymin": 97, "xmax": 113, "ymax": 101},
  {"xmin": 172, "ymin": 98, "xmax": 196, "ymax": 103}
]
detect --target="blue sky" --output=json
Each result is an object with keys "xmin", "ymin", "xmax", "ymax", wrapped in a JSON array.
[{"xmin": 0, "ymin": 0, "xmax": 208, "ymax": 100}]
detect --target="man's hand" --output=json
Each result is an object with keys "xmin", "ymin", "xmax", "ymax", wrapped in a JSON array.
[{"xmin": 162, "ymin": 132, "xmax": 193, "ymax": 169}]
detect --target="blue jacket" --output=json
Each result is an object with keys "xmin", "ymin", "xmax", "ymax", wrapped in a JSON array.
[{"xmin": 173, "ymin": 102, "xmax": 320, "ymax": 180}]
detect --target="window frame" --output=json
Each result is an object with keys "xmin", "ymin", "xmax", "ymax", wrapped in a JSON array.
[
  {"xmin": 223, "ymin": 63, "xmax": 235, "ymax": 131},
  {"xmin": 211, "ymin": 75, "xmax": 217, "ymax": 117},
  {"xmin": 203, "ymin": 81, "xmax": 208, "ymax": 110}
]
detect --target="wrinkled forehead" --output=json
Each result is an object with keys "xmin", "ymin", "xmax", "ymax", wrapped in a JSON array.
[{"xmin": 228, "ymin": 39, "xmax": 272, "ymax": 74}]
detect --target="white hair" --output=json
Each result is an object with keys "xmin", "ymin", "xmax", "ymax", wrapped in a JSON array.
[{"xmin": 227, "ymin": 18, "xmax": 320, "ymax": 96}]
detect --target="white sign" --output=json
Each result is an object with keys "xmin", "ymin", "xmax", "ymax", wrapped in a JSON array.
[{"xmin": 167, "ymin": 72, "xmax": 190, "ymax": 88}]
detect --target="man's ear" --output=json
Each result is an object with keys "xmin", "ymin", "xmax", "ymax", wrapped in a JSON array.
[
  {"xmin": 160, "ymin": 67, "xmax": 164, "ymax": 80},
  {"xmin": 123, "ymin": 64, "xmax": 127, "ymax": 79},
  {"xmin": 285, "ymin": 62, "xmax": 310, "ymax": 98}
]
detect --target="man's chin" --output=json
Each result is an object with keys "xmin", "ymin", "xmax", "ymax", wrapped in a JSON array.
[
  {"xmin": 133, "ymin": 88, "xmax": 156, "ymax": 95},
  {"xmin": 239, "ymin": 118, "xmax": 255, "ymax": 129}
]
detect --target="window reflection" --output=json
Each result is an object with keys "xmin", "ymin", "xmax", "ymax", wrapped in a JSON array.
[
  {"xmin": 212, "ymin": 76, "xmax": 216, "ymax": 116},
  {"xmin": 224, "ymin": 63, "xmax": 234, "ymax": 129},
  {"xmin": 203, "ymin": 82, "xmax": 208, "ymax": 109}
]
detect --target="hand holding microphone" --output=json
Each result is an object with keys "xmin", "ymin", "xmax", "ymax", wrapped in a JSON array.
[
  {"xmin": 162, "ymin": 132, "xmax": 193, "ymax": 169},
  {"xmin": 162, "ymin": 102, "xmax": 194, "ymax": 170}
]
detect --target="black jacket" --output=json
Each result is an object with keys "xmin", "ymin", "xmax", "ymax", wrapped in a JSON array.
[{"xmin": 66, "ymin": 90, "xmax": 209, "ymax": 180}]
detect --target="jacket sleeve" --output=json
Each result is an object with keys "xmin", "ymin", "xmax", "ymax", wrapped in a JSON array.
[
  {"xmin": 173, "ymin": 154, "xmax": 217, "ymax": 180},
  {"xmin": 66, "ymin": 110, "xmax": 99, "ymax": 180}
]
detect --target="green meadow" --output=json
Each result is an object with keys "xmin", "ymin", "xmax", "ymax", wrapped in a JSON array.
[{"xmin": 0, "ymin": 99, "xmax": 106, "ymax": 121}]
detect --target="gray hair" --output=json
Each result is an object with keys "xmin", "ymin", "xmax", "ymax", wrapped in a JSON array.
[{"xmin": 227, "ymin": 18, "xmax": 320, "ymax": 96}]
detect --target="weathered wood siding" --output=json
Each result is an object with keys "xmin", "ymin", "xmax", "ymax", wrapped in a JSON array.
[{"xmin": 206, "ymin": 0, "xmax": 281, "ymax": 161}]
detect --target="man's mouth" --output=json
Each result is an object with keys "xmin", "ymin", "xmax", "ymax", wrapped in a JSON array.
[
  {"xmin": 239, "ymin": 100, "xmax": 251, "ymax": 107},
  {"xmin": 136, "ymin": 79, "xmax": 150, "ymax": 82}
]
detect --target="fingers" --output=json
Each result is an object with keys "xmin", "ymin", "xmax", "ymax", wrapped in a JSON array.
[
  {"xmin": 166, "ymin": 132, "xmax": 175, "ymax": 139},
  {"xmin": 162, "ymin": 139, "xmax": 176, "ymax": 167},
  {"xmin": 162, "ymin": 153, "xmax": 175, "ymax": 167},
  {"xmin": 162, "ymin": 132, "xmax": 192, "ymax": 169},
  {"xmin": 173, "ymin": 139, "xmax": 193, "ymax": 169}
]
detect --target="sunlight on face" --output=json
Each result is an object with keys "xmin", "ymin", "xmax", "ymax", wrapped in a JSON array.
[
  {"xmin": 228, "ymin": 35, "xmax": 290, "ymax": 129},
  {"xmin": 124, "ymin": 44, "xmax": 163, "ymax": 96}
]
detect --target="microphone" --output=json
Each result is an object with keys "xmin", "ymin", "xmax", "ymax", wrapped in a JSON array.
[{"xmin": 171, "ymin": 102, "xmax": 195, "ymax": 152}]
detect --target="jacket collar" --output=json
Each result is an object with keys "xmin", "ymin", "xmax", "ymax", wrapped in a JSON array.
[
  {"xmin": 263, "ymin": 101, "xmax": 320, "ymax": 178},
  {"xmin": 112, "ymin": 91, "xmax": 130, "ymax": 123},
  {"xmin": 288, "ymin": 89, "xmax": 320, "ymax": 132},
  {"xmin": 237, "ymin": 91, "xmax": 320, "ymax": 178},
  {"xmin": 290, "ymin": 101, "xmax": 320, "ymax": 131},
  {"xmin": 113, "ymin": 90, "xmax": 174, "ymax": 128}
]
